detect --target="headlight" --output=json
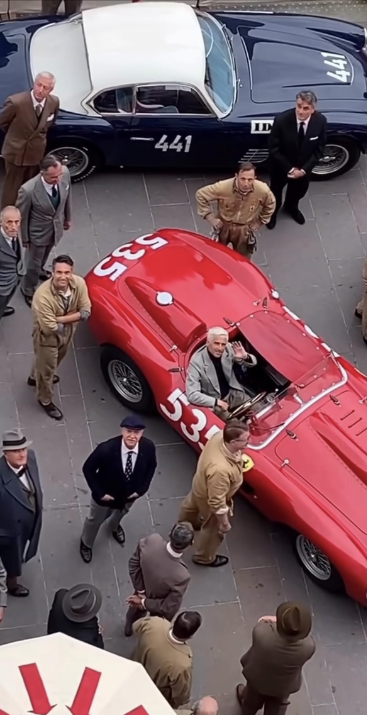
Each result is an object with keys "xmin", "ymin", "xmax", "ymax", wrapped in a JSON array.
[{"xmin": 362, "ymin": 28, "xmax": 367, "ymax": 56}]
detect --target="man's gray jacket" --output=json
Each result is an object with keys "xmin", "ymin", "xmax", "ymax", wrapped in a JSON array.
[
  {"xmin": 186, "ymin": 344, "xmax": 257, "ymax": 408},
  {"xmin": 0, "ymin": 229, "xmax": 25, "ymax": 297},
  {"xmin": 16, "ymin": 165, "xmax": 71, "ymax": 247}
]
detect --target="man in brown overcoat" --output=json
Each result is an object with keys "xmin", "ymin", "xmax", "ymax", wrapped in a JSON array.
[
  {"xmin": 236, "ymin": 601, "xmax": 316, "ymax": 715},
  {"xmin": 0, "ymin": 72, "xmax": 59, "ymax": 208}
]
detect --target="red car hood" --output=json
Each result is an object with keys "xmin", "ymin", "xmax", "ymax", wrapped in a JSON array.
[{"xmin": 275, "ymin": 388, "xmax": 367, "ymax": 534}]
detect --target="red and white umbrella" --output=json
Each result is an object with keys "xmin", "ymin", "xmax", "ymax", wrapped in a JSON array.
[{"xmin": 0, "ymin": 633, "xmax": 176, "ymax": 715}]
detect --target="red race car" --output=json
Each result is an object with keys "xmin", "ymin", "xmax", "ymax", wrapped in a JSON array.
[{"xmin": 85, "ymin": 228, "xmax": 367, "ymax": 604}]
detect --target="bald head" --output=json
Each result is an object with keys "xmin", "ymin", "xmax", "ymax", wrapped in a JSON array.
[
  {"xmin": 1, "ymin": 206, "xmax": 20, "ymax": 238},
  {"xmin": 33, "ymin": 72, "xmax": 55, "ymax": 102},
  {"xmin": 193, "ymin": 696, "xmax": 219, "ymax": 715}
]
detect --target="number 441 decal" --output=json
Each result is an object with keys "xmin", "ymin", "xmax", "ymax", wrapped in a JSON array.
[{"xmin": 155, "ymin": 134, "xmax": 192, "ymax": 153}]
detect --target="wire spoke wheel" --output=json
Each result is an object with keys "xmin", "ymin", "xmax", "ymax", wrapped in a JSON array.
[
  {"xmin": 107, "ymin": 359, "xmax": 143, "ymax": 403},
  {"xmin": 313, "ymin": 144, "xmax": 350, "ymax": 176},
  {"xmin": 50, "ymin": 147, "xmax": 90, "ymax": 178},
  {"xmin": 296, "ymin": 535, "xmax": 332, "ymax": 581}
]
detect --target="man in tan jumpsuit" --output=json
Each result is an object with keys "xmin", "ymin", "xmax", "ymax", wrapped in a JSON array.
[
  {"xmin": 29, "ymin": 254, "xmax": 91, "ymax": 421},
  {"xmin": 355, "ymin": 257, "xmax": 367, "ymax": 345},
  {"xmin": 178, "ymin": 421, "xmax": 253, "ymax": 568},
  {"xmin": 195, "ymin": 162, "xmax": 275, "ymax": 259}
]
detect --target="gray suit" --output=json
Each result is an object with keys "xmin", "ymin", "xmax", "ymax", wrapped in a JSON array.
[
  {"xmin": 126, "ymin": 533, "xmax": 191, "ymax": 631},
  {"xmin": 0, "ymin": 229, "xmax": 25, "ymax": 319},
  {"xmin": 16, "ymin": 166, "xmax": 72, "ymax": 297},
  {"xmin": 186, "ymin": 344, "xmax": 257, "ymax": 408}
]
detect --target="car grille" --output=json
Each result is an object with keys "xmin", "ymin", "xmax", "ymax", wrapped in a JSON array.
[{"xmin": 240, "ymin": 149, "xmax": 269, "ymax": 164}]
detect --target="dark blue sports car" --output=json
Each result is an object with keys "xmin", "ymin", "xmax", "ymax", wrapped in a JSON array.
[{"xmin": 2, "ymin": 1, "xmax": 367, "ymax": 181}]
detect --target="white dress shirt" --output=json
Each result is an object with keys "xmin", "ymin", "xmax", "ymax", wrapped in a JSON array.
[
  {"xmin": 6, "ymin": 461, "xmax": 31, "ymax": 491},
  {"xmin": 31, "ymin": 91, "xmax": 46, "ymax": 111},
  {"xmin": 41, "ymin": 176, "xmax": 57, "ymax": 197},
  {"xmin": 166, "ymin": 543, "xmax": 183, "ymax": 559},
  {"xmin": 121, "ymin": 440, "xmax": 138, "ymax": 470},
  {"xmin": 296, "ymin": 116, "xmax": 311, "ymax": 133},
  {"xmin": 1, "ymin": 227, "xmax": 16, "ymax": 251}
]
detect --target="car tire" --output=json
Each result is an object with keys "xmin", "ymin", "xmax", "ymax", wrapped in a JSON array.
[
  {"xmin": 100, "ymin": 346, "xmax": 156, "ymax": 414},
  {"xmin": 47, "ymin": 142, "xmax": 101, "ymax": 182},
  {"xmin": 312, "ymin": 137, "xmax": 360, "ymax": 180},
  {"xmin": 293, "ymin": 533, "xmax": 344, "ymax": 592}
]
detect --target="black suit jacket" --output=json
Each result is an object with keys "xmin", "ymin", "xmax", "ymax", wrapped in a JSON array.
[
  {"xmin": 47, "ymin": 589, "xmax": 104, "ymax": 649},
  {"xmin": 269, "ymin": 109, "xmax": 327, "ymax": 175},
  {"xmin": 82, "ymin": 435, "xmax": 157, "ymax": 509}
]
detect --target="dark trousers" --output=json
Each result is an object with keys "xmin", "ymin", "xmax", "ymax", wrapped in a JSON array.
[
  {"xmin": 2, "ymin": 163, "xmax": 39, "ymax": 209},
  {"xmin": 270, "ymin": 171, "xmax": 309, "ymax": 215},
  {"xmin": 0, "ymin": 286, "xmax": 17, "ymax": 321},
  {"xmin": 22, "ymin": 243, "xmax": 54, "ymax": 298},
  {"xmin": 241, "ymin": 682, "xmax": 290, "ymax": 715}
]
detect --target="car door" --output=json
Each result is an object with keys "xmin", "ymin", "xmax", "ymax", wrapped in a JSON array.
[
  {"xmin": 127, "ymin": 83, "xmax": 224, "ymax": 169},
  {"xmin": 90, "ymin": 86, "xmax": 134, "ymax": 166}
]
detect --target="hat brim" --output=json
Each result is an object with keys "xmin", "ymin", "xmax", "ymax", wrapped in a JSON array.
[
  {"xmin": 61, "ymin": 584, "xmax": 102, "ymax": 623},
  {"xmin": 2, "ymin": 439, "xmax": 33, "ymax": 451}
]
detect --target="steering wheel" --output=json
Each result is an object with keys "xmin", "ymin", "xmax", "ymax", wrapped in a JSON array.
[{"xmin": 229, "ymin": 391, "xmax": 267, "ymax": 420}]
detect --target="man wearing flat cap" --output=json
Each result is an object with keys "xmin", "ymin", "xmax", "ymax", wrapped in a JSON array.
[
  {"xmin": 0, "ymin": 429, "xmax": 43, "ymax": 598},
  {"xmin": 80, "ymin": 415, "xmax": 157, "ymax": 563},
  {"xmin": 47, "ymin": 583, "xmax": 104, "ymax": 648},
  {"xmin": 236, "ymin": 601, "xmax": 315, "ymax": 715},
  {"xmin": 125, "ymin": 521, "xmax": 194, "ymax": 637}
]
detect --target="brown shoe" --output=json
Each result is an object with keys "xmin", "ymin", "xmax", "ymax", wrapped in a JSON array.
[{"xmin": 236, "ymin": 684, "xmax": 245, "ymax": 706}]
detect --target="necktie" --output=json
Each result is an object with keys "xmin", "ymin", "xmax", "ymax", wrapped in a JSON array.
[
  {"xmin": 35, "ymin": 103, "xmax": 42, "ymax": 119},
  {"xmin": 298, "ymin": 121, "xmax": 305, "ymax": 147},
  {"xmin": 125, "ymin": 452, "xmax": 134, "ymax": 480},
  {"xmin": 11, "ymin": 237, "xmax": 20, "ymax": 260},
  {"xmin": 52, "ymin": 184, "xmax": 58, "ymax": 198}
]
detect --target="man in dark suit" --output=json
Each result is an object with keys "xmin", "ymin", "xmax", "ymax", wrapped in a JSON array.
[
  {"xmin": 236, "ymin": 601, "xmax": 315, "ymax": 715},
  {"xmin": 0, "ymin": 205, "xmax": 25, "ymax": 320},
  {"xmin": 125, "ymin": 522, "xmax": 194, "ymax": 637},
  {"xmin": 0, "ymin": 429, "xmax": 43, "ymax": 597},
  {"xmin": 47, "ymin": 583, "xmax": 104, "ymax": 648},
  {"xmin": 80, "ymin": 415, "xmax": 157, "ymax": 563},
  {"xmin": 0, "ymin": 72, "xmax": 59, "ymax": 208},
  {"xmin": 267, "ymin": 91, "xmax": 327, "ymax": 229}
]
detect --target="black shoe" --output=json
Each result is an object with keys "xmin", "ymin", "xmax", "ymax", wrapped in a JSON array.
[
  {"xmin": 3, "ymin": 306, "xmax": 14, "ymax": 316},
  {"xmin": 112, "ymin": 525, "xmax": 125, "ymax": 545},
  {"xmin": 284, "ymin": 206, "xmax": 305, "ymax": 225},
  {"xmin": 38, "ymin": 401, "xmax": 63, "ymax": 420},
  {"xmin": 8, "ymin": 584, "xmax": 29, "ymax": 597},
  {"xmin": 266, "ymin": 215, "xmax": 277, "ymax": 230},
  {"xmin": 193, "ymin": 555, "xmax": 229, "ymax": 568},
  {"xmin": 28, "ymin": 375, "xmax": 59, "ymax": 387},
  {"xmin": 355, "ymin": 309, "xmax": 362, "ymax": 320},
  {"xmin": 39, "ymin": 270, "xmax": 51, "ymax": 281},
  {"xmin": 21, "ymin": 291, "xmax": 33, "ymax": 308},
  {"xmin": 80, "ymin": 539, "xmax": 92, "ymax": 563}
]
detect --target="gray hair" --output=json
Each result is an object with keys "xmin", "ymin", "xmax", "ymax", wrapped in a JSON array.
[
  {"xmin": 170, "ymin": 522, "xmax": 194, "ymax": 551},
  {"xmin": 40, "ymin": 154, "xmax": 62, "ymax": 173},
  {"xmin": 193, "ymin": 696, "xmax": 219, "ymax": 715},
  {"xmin": 0, "ymin": 205, "xmax": 20, "ymax": 222},
  {"xmin": 296, "ymin": 90, "xmax": 317, "ymax": 106},
  {"xmin": 35, "ymin": 71, "xmax": 55, "ymax": 85},
  {"xmin": 207, "ymin": 326, "xmax": 229, "ymax": 342}
]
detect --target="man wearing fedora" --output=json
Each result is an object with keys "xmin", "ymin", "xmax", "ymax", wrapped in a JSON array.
[
  {"xmin": 0, "ymin": 429, "xmax": 43, "ymax": 597},
  {"xmin": 47, "ymin": 583, "xmax": 104, "ymax": 648},
  {"xmin": 236, "ymin": 601, "xmax": 315, "ymax": 715},
  {"xmin": 80, "ymin": 415, "xmax": 157, "ymax": 563}
]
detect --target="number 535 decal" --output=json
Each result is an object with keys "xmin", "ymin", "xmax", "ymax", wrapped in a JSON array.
[
  {"xmin": 155, "ymin": 135, "xmax": 192, "ymax": 153},
  {"xmin": 159, "ymin": 388, "xmax": 221, "ymax": 448}
]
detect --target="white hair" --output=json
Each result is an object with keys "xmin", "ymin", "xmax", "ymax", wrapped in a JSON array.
[
  {"xmin": 207, "ymin": 326, "xmax": 229, "ymax": 342},
  {"xmin": 193, "ymin": 696, "xmax": 219, "ymax": 715},
  {"xmin": 35, "ymin": 71, "xmax": 56, "ymax": 84},
  {"xmin": 1, "ymin": 205, "xmax": 20, "ymax": 222}
]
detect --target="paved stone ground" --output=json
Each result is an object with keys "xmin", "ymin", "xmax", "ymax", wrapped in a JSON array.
[{"xmin": 1, "ymin": 154, "xmax": 367, "ymax": 715}]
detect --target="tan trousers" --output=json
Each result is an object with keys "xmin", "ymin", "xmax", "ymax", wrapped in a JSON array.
[
  {"xmin": 218, "ymin": 221, "xmax": 254, "ymax": 259},
  {"xmin": 355, "ymin": 292, "xmax": 367, "ymax": 339},
  {"xmin": 2, "ymin": 163, "xmax": 38, "ymax": 209},
  {"xmin": 30, "ymin": 333, "xmax": 72, "ymax": 404},
  {"xmin": 178, "ymin": 492, "xmax": 224, "ymax": 564}
]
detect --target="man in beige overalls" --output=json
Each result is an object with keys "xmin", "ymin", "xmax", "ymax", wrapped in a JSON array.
[
  {"xmin": 29, "ymin": 254, "xmax": 91, "ymax": 421},
  {"xmin": 355, "ymin": 257, "xmax": 367, "ymax": 346},
  {"xmin": 195, "ymin": 162, "xmax": 275, "ymax": 259}
]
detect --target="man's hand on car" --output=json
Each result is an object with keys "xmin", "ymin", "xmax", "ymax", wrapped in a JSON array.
[{"xmin": 216, "ymin": 399, "xmax": 229, "ymax": 412}]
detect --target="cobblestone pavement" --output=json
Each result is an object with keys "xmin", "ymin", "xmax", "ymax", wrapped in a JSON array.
[{"xmin": 0, "ymin": 155, "xmax": 367, "ymax": 715}]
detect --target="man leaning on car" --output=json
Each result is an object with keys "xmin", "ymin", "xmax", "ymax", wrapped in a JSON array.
[
  {"xmin": 186, "ymin": 326, "xmax": 257, "ymax": 420},
  {"xmin": 195, "ymin": 161, "xmax": 275, "ymax": 258}
]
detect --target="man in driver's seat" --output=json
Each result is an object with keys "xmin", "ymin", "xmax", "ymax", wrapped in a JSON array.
[{"xmin": 186, "ymin": 327, "xmax": 257, "ymax": 420}]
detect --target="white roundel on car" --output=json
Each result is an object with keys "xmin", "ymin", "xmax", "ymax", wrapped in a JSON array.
[{"xmin": 156, "ymin": 292, "xmax": 174, "ymax": 306}]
